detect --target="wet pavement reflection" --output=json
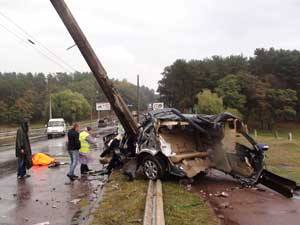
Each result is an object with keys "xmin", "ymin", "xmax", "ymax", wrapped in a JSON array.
[{"xmin": 0, "ymin": 134, "xmax": 105, "ymax": 225}]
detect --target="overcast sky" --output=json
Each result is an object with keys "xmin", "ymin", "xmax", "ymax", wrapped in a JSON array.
[{"xmin": 0, "ymin": 0, "xmax": 300, "ymax": 90}]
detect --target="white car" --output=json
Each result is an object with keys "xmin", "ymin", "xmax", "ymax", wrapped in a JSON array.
[{"xmin": 46, "ymin": 118, "xmax": 67, "ymax": 139}]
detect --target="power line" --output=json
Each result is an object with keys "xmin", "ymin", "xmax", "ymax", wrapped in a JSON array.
[
  {"xmin": 0, "ymin": 10, "xmax": 77, "ymax": 72},
  {"xmin": 0, "ymin": 22, "xmax": 73, "ymax": 73}
]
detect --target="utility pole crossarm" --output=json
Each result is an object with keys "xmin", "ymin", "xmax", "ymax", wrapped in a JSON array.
[{"xmin": 50, "ymin": 0, "xmax": 138, "ymax": 136}]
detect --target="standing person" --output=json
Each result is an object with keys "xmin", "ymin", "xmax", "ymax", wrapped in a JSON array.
[
  {"xmin": 15, "ymin": 118, "xmax": 32, "ymax": 179},
  {"xmin": 67, "ymin": 123, "xmax": 81, "ymax": 180},
  {"xmin": 79, "ymin": 126, "xmax": 96, "ymax": 175}
]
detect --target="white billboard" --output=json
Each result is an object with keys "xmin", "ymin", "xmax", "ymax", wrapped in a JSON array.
[
  {"xmin": 152, "ymin": 102, "xmax": 164, "ymax": 110},
  {"xmin": 96, "ymin": 102, "xmax": 111, "ymax": 111}
]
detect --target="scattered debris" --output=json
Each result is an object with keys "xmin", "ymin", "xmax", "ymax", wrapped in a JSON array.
[
  {"xmin": 186, "ymin": 184, "xmax": 192, "ymax": 191},
  {"xmin": 112, "ymin": 184, "xmax": 119, "ymax": 190},
  {"xmin": 52, "ymin": 205, "xmax": 57, "ymax": 208},
  {"xmin": 129, "ymin": 219, "xmax": 143, "ymax": 223},
  {"xmin": 216, "ymin": 192, "xmax": 229, "ymax": 198},
  {"xmin": 219, "ymin": 202, "xmax": 230, "ymax": 208},
  {"xmin": 70, "ymin": 198, "xmax": 81, "ymax": 205},
  {"xmin": 33, "ymin": 222, "xmax": 50, "ymax": 225},
  {"xmin": 217, "ymin": 214, "xmax": 225, "ymax": 219}
]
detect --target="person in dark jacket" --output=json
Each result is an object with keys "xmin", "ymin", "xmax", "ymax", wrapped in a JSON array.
[
  {"xmin": 15, "ymin": 118, "xmax": 32, "ymax": 179},
  {"xmin": 67, "ymin": 123, "xmax": 81, "ymax": 180}
]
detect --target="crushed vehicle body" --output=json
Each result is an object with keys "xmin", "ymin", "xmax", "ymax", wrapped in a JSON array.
[{"xmin": 100, "ymin": 108, "xmax": 298, "ymax": 198}]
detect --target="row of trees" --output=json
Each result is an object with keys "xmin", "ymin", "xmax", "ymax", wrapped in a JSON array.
[
  {"xmin": 0, "ymin": 72, "xmax": 156, "ymax": 124},
  {"xmin": 158, "ymin": 48, "xmax": 300, "ymax": 129}
]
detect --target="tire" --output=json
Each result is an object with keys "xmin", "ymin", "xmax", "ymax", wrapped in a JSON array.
[
  {"xmin": 47, "ymin": 134, "xmax": 52, "ymax": 139},
  {"xmin": 142, "ymin": 155, "xmax": 166, "ymax": 180}
]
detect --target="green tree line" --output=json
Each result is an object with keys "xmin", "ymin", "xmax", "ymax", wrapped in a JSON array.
[
  {"xmin": 0, "ymin": 72, "xmax": 156, "ymax": 124},
  {"xmin": 158, "ymin": 48, "xmax": 300, "ymax": 129}
]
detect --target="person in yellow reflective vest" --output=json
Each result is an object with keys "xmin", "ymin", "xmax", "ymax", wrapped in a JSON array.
[{"xmin": 79, "ymin": 127, "xmax": 96, "ymax": 175}]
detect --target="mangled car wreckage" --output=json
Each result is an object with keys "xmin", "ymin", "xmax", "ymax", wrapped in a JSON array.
[{"xmin": 101, "ymin": 108, "xmax": 298, "ymax": 198}]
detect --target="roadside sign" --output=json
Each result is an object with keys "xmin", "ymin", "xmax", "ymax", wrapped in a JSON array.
[
  {"xmin": 152, "ymin": 102, "xmax": 164, "ymax": 110},
  {"xmin": 96, "ymin": 102, "xmax": 111, "ymax": 111}
]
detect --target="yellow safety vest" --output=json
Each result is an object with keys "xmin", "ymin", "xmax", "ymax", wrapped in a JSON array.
[{"xmin": 79, "ymin": 131, "xmax": 90, "ymax": 153}]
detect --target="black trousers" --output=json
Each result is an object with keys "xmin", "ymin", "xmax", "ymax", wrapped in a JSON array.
[{"xmin": 80, "ymin": 164, "xmax": 90, "ymax": 173}]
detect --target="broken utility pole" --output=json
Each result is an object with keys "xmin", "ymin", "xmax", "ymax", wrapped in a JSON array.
[{"xmin": 49, "ymin": 0, "xmax": 138, "ymax": 137}]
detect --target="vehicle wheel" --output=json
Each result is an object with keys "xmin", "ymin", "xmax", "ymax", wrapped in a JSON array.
[
  {"xmin": 142, "ymin": 155, "xmax": 166, "ymax": 180},
  {"xmin": 47, "ymin": 134, "xmax": 52, "ymax": 139}
]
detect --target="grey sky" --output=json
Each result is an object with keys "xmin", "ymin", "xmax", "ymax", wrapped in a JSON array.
[{"xmin": 0, "ymin": 0, "xmax": 300, "ymax": 90}]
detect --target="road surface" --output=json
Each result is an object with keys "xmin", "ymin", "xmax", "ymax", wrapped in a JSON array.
[
  {"xmin": 0, "ymin": 127, "xmax": 114, "ymax": 225},
  {"xmin": 191, "ymin": 170, "xmax": 300, "ymax": 225}
]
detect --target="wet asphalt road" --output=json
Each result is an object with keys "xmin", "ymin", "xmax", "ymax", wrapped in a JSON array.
[
  {"xmin": 0, "ymin": 128, "xmax": 113, "ymax": 225},
  {"xmin": 192, "ymin": 170, "xmax": 300, "ymax": 225}
]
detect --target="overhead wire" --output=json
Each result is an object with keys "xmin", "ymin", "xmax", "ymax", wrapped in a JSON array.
[
  {"xmin": 0, "ymin": 22, "xmax": 73, "ymax": 73},
  {"xmin": 0, "ymin": 11, "xmax": 77, "ymax": 71}
]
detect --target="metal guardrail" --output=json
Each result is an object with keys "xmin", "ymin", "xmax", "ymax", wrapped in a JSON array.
[
  {"xmin": 0, "ymin": 127, "xmax": 46, "ymax": 139},
  {"xmin": 0, "ymin": 121, "xmax": 99, "ymax": 148}
]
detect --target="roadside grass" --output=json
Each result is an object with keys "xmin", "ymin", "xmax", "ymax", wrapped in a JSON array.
[
  {"xmin": 256, "ymin": 135, "xmax": 300, "ymax": 182},
  {"xmin": 163, "ymin": 181, "xmax": 218, "ymax": 225},
  {"xmin": 91, "ymin": 172, "xmax": 218, "ymax": 225},
  {"xmin": 91, "ymin": 172, "xmax": 147, "ymax": 225},
  {"xmin": 253, "ymin": 122, "xmax": 300, "ymax": 140}
]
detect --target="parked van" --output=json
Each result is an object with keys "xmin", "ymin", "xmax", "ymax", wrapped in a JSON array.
[{"xmin": 46, "ymin": 118, "xmax": 67, "ymax": 139}]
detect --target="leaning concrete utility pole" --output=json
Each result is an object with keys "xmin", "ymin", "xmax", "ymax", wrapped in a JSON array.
[{"xmin": 50, "ymin": 0, "xmax": 138, "ymax": 136}]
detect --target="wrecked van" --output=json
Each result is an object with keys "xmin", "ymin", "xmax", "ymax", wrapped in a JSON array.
[{"xmin": 101, "ymin": 108, "xmax": 298, "ymax": 197}]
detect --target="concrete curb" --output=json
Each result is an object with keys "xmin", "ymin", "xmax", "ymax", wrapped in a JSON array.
[{"xmin": 143, "ymin": 179, "xmax": 165, "ymax": 225}]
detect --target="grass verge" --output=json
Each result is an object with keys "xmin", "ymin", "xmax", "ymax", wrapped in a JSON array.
[
  {"xmin": 256, "ymin": 136, "xmax": 300, "ymax": 181},
  {"xmin": 163, "ymin": 181, "xmax": 218, "ymax": 225},
  {"xmin": 91, "ymin": 172, "xmax": 147, "ymax": 225},
  {"xmin": 91, "ymin": 171, "xmax": 218, "ymax": 225}
]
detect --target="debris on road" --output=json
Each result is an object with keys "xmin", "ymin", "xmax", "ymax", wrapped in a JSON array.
[
  {"xmin": 217, "ymin": 214, "xmax": 225, "ymax": 219},
  {"xmin": 219, "ymin": 202, "xmax": 230, "ymax": 209},
  {"xmin": 218, "ymin": 192, "xmax": 229, "ymax": 198},
  {"xmin": 33, "ymin": 222, "xmax": 50, "ymax": 225},
  {"xmin": 70, "ymin": 198, "xmax": 81, "ymax": 205}
]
